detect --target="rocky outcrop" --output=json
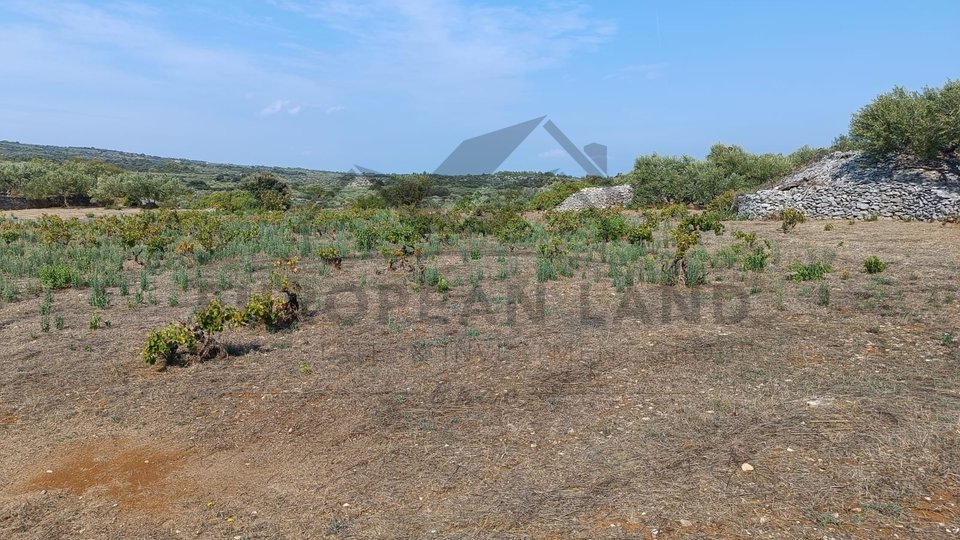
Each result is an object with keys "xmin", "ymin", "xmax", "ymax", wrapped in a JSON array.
[
  {"xmin": 556, "ymin": 184, "xmax": 634, "ymax": 211},
  {"xmin": 736, "ymin": 152, "xmax": 960, "ymax": 221}
]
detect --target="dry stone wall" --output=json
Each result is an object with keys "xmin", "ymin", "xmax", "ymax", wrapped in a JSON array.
[
  {"xmin": 736, "ymin": 152, "xmax": 960, "ymax": 221},
  {"xmin": 556, "ymin": 184, "xmax": 634, "ymax": 211}
]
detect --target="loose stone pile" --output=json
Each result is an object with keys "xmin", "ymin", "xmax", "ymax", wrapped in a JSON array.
[
  {"xmin": 735, "ymin": 151, "xmax": 960, "ymax": 221},
  {"xmin": 556, "ymin": 184, "xmax": 634, "ymax": 211}
]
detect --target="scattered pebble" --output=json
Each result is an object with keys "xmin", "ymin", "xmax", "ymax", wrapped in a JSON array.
[{"xmin": 741, "ymin": 463, "xmax": 754, "ymax": 472}]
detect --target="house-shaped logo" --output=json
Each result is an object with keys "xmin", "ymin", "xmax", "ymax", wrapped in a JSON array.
[
  {"xmin": 434, "ymin": 116, "xmax": 607, "ymax": 176},
  {"xmin": 354, "ymin": 116, "xmax": 607, "ymax": 176}
]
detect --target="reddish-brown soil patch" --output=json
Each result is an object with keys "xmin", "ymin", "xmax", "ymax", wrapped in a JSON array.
[{"xmin": 22, "ymin": 440, "xmax": 189, "ymax": 512}]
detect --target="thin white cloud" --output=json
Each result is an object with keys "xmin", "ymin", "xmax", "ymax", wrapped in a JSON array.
[
  {"xmin": 325, "ymin": 105, "xmax": 345, "ymax": 114},
  {"xmin": 0, "ymin": 1, "xmax": 334, "ymax": 112},
  {"xmin": 261, "ymin": 100, "xmax": 289, "ymax": 116},
  {"xmin": 260, "ymin": 100, "xmax": 304, "ymax": 116},
  {"xmin": 272, "ymin": 1, "xmax": 616, "ymax": 94}
]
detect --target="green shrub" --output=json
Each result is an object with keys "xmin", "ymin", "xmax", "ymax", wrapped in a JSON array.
[
  {"xmin": 543, "ymin": 210, "xmax": 582, "ymax": 234},
  {"xmin": 143, "ymin": 287, "xmax": 298, "ymax": 367},
  {"xmin": 351, "ymin": 193, "xmax": 388, "ymax": 210},
  {"xmin": 201, "ymin": 190, "xmax": 259, "ymax": 212},
  {"xmin": 863, "ymin": 256, "xmax": 887, "ymax": 274},
  {"xmin": 537, "ymin": 237, "xmax": 567, "ymax": 259},
  {"xmin": 626, "ymin": 144, "xmax": 795, "ymax": 206},
  {"xmin": 316, "ymin": 245, "xmax": 344, "ymax": 269},
  {"xmin": 830, "ymin": 134, "xmax": 860, "ymax": 152},
  {"xmin": 626, "ymin": 225, "xmax": 653, "ymax": 244},
  {"xmin": 731, "ymin": 231, "xmax": 772, "ymax": 272},
  {"xmin": 436, "ymin": 276, "xmax": 450, "ymax": 293},
  {"xmin": 590, "ymin": 208, "xmax": 629, "ymax": 242},
  {"xmin": 240, "ymin": 172, "xmax": 292, "ymax": 210},
  {"xmin": 38, "ymin": 263, "xmax": 78, "ymax": 290},
  {"xmin": 788, "ymin": 145, "xmax": 828, "ymax": 168},
  {"xmin": 706, "ymin": 144, "xmax": 793, "ymax": 186},
  {"xmin": 21, "ymin": 160, "xmax": 95, "ymax": 206},
  {"xmin": 705, "ymin": 190, "xmax": 737, "ymax": 216},
  {"xmin": 711, "ymin": 246, "xmax": 737, "ymax": 269},
  {"xmin": 850, "ymin": 80, "xmax": 960, "ymax": 160},
  {"xmin": 374, "ymin": 174, "xmax": 433, "ymax": 208},
  {"xmin": 142, "ymin": 322, "xmax": 197, "ymax": 365},
  {"xmin": 91, "ymin": 172, "xmax": 189, "ymax": 207},
  {"xmin": 788, "ymin": 261, "xmax": 832, "ymax": 282},
  {"xmin": 88, "ymin": 279, "xmax": 109, "ymax": 308},
  {"xmin": 626, "ymin": 154, "xmax": 718, "ymax": 205},
  {"xmin": 491, "ymin": 212, "xmax": 532, "ymax": 246},
  {"xmin": 193, "ymin": 299, "xmax": 243, "ymax": 333},
  {"xmin": 242, "ymin": 291, "xmax": 300, "ymax": 331},
  {"xmin": 817, "ymin": 282, "xmax": 831, "ymax": 306},
  {"xmin": 780, "ymin": 208, "xmax": 806, "ymax": 233},
  {"xmin": 684, "ymin": 248, "xmax": 710, "ymax": 287},
  {"xmin": 536, "ymin": 258, "xmax": 558, "ymax": 283},
  {"xmin": 678, "ymin": 213, "xmax": 724, "ymax": 237}
]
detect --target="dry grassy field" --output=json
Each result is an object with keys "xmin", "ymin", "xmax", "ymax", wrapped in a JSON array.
[{"xmin": 0, "ymin": 216, "xmax": 958, "ymax": 539}]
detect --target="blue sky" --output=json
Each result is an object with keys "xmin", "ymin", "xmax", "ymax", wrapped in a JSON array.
[{"xmin": 1, "ymin": 1, "xmax": 958, "ymax": 175}]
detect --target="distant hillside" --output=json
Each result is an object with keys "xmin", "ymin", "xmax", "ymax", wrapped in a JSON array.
[
  {"xmin": 0, "ymin": 140, "xmax": 345, "ymax": 188},
  {"xmin": 0, "ymin": 140, "xmax": 576, "ymax": 195}
]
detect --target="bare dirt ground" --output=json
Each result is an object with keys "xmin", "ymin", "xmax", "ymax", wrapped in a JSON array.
[
  {"xmin": 0, "ymin": 220, "xmax": 958, "ymax": 538},
  {"xmin": 2, "ymin": 207, "xmax": 144, "ymax": 220}
]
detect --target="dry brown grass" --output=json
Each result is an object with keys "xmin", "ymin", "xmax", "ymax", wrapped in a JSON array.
[
  {"xmin": 2, "ymin": 207, "xmax": 144, "ymax": 221},
  {"xmin": 0, "ymin": 219, "xmax": 958, "ymax": 538}
]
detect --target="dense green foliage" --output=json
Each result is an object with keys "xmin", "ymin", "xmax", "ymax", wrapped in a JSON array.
[
  {"xmin": 625, "ymin": 143, "xmax": 812, "ymax": 206},
  {"xmin": 91, "ymin": 171, "xmax": 189, "ymax": 207},
  {"xmin": 200, "ymin": 189, "xmax": 260, "ymax": 212},
  {"xmin": 850, "ymin": 80, "xmax": 960, "ymax": 160},
  {"xmin": 0, "ymin": 158, "xmax": 188, "ymax": 207},
  {"xmin": 525, "ymin": 180, "xmax": 593, "ymax": 210},
  {"xmin": 240, "ymin": 172, "xmax": 293, "ymax": 210},
  {"xmin": 788, "ymin": 261, "xmax": 832, "ymax": 282},
  {"xmin": 373, "ymin": 174, "xmax": 433, "ymax": 207}
]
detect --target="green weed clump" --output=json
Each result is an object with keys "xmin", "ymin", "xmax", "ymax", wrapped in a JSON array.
[
  {"xmin": 788, "ymin": 261, "xmax": 833, "ymax": 282},
  {"xmin": 38, "ymin": 263, "xmax": 78, "ymax": 290},
  {"xmin": 780, "ymin": 208, "xmax": 806, "ymax": 233},
  {"xmin": 863, "ymin": 256, "xmax": 887, "ymax": 274},
  {"xmin": 142, "ymin": 322, "xmax": 202, "ymax": 366},
  {"xmin": 316, "ymin": 245, "xmax": 343, "ymax": 269},
  {"xmin": 626, "ymin": 225, "xmax": 653, "ymax": 244},
  {"xmin": 193, "ymin": 298, "xmax": 243, "ymax": 333},
  {"xmin": 436, "ymin": 276, "xmax": 450, "ymax": 293},
  {"xmin": 731, "ymin": 231, "xmax": 772, "ymax": 272},
  {"xmin": 243, "ymin": 291, "xmax": 300, "ymax": 331}
]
